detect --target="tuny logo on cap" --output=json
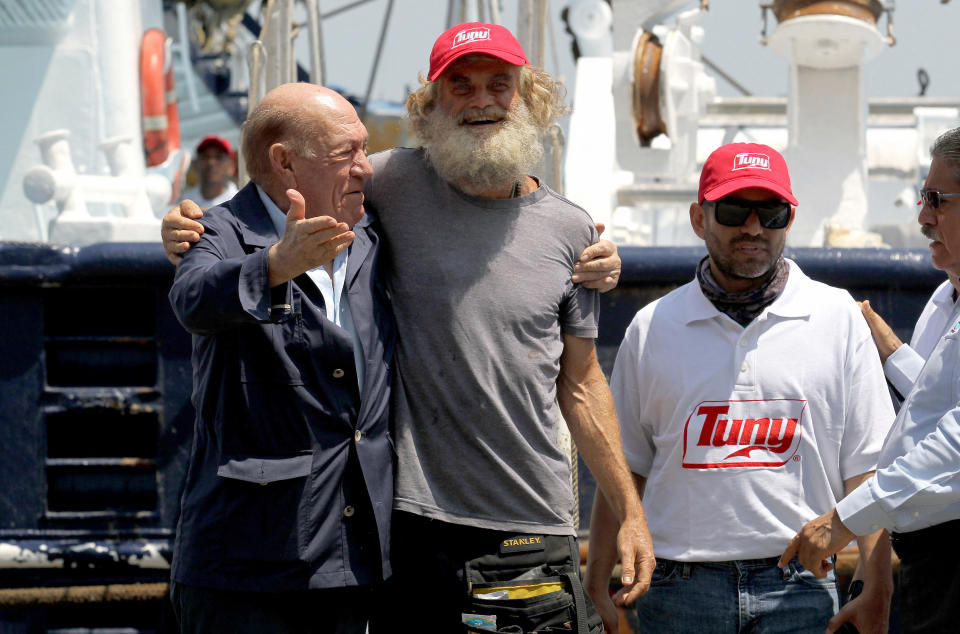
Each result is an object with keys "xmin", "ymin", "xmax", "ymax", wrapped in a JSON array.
[
  {"xmin": 732, "ymin": 153, "xmax": 771, "ymax": 171},
  {"xmin": 452, "ymin": 27, "xmax": 490, "ymax": 48}
]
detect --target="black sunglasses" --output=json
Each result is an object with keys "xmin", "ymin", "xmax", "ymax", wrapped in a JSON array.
[
  {"xmin": 711, "ymin": 197, "xmax": 791, "ymax": 229},
  {"xmin": 919, "ymin": 188, "xmax": 960, "ymax": 210}
]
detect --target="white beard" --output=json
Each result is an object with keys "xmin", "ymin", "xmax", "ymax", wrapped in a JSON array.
[{"xmin": 418, "ymin": 99, "xmax": 544, "ymax": 196}]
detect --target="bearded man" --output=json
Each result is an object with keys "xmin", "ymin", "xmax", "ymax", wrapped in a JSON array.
[
  {"xmin": 362, "ymin": 23, "xmax": 651, "ymax": 632},
  {"xmin": 586, "ymin": 143, "xmax": 895, "ymax": 634},
  {"xmin": 162, "ymin": 22, "xmax": 652, "ymax": 632}
]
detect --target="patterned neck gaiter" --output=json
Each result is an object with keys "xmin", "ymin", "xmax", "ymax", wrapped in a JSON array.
[{"xmin": 696, "ymin": 255, "xmax": 790, "ymax": 327}]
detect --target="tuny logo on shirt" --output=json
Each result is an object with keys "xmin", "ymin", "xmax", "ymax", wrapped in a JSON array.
[
  {"xmin": 950, "ymin": 320, "xmax": 960, "ymax": 334},
  {"xmin": 732, "ymin": 153, "xmax": 771, "ymax": 171},
  {"xmin": 682, "ymin": 399, "xmax": 805, "ymax": 468},
  {"xmin": 452, "ymin": 27, "xmax": 490, "ymax": 49}
]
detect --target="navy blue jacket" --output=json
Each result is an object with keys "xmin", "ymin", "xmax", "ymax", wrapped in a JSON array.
[{"xmin": 169, "ymin": 183, "xmax": 395, "ymax": 591}]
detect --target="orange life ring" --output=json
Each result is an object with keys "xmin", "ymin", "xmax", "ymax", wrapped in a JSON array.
[
  {"xmin": 165, "ymin": 57, "xmax": 181, "ymax": 152},
  {"xmin": 141, "ymin": 28, "xmax": 174, "ymax": 166}
]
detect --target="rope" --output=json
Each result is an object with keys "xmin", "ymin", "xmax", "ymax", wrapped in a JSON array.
[
  {"xmin": 570, "ymin": 440, "xmax": 580, "ymax": 532},
  {"xmin": 0, "ymin": 583, "xmax": 169, "ymax": 607}
]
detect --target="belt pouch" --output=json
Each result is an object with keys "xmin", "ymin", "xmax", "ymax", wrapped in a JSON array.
[{"xmin": 461, "ymin": 534, "xmax": 600, "ymax": 634}]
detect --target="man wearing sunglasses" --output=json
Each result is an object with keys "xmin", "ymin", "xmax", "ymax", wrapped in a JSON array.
[
  {"xmin": 586, "ymin": 142, "xmax": 895, "ymax": 634},
  {"xmin": 784, "ymin": 127, "xmax": 960, "ymax": 633}
]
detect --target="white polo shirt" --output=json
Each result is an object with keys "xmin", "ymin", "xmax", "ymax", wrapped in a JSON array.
[{"xmin": 611, "ymin": 259, "xmax": 894, "ymax": 561}]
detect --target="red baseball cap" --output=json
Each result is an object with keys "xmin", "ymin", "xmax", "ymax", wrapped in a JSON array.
[
  {"xmin": 196, "ymin": 134, "xmax": 234, "ymax": 158},
  {"xmin": 698, "ymin": 142, "xmax": 798, "ymax": 205},
  {"xmin": 428, "ymin": 22, "xmax": 528, "ymax": 81}
]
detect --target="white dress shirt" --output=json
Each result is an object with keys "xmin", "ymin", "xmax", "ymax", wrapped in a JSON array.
[
  {"xmin": 883, "ymin": 278, "xmax": 956, "ymax": 396},
  {"xmin": 838, "ymin": 298, "xmax": 960, "ymax": 535},
  {"xmin": 256, "ymin": 186, "xmax": 364, "ymax": 391}
]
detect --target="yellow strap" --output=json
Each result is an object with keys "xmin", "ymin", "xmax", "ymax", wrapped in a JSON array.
[{"xmin": 473, "ymin": 581, "xmax": 563, "ymax": 599}]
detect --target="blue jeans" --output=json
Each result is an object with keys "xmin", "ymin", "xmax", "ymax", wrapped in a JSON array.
[{"xmin": 634, "ymin": 556, "xmax": 839, "ymax": 634}]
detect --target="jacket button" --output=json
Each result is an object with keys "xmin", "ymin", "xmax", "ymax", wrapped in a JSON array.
[
  {"xmin": 343, "ymin": 505, "xmax": 355, "ymax": 517},
  {"xmin": 332, "ymin": 368, "xmax": 345, "ymax": 378},
  {"xmin": 354, "ymin": 430, "xmax": 363, "ymax": 442}
]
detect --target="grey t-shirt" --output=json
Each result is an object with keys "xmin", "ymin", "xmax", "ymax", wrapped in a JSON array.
[{"xmin": 367, "ymin": 148, "xmax": 599, "ymax": 535}]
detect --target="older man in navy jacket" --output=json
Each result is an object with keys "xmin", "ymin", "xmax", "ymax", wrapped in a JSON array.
[{"xmin": 168, "ymin": 83, "xmax": 394, "ymax": 633}]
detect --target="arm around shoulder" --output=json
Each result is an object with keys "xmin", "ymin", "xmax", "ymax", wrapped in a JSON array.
[
  {"xmin": 883, "ymin": 343, "xmax": 925, "ymax": 398},
  {"xmin": 161, "ymin": 200, "xmax": 206, "ymax": 266},
  {"xmin": 573, "ymin": 232, "xmax": 621, "ymax": 292}
]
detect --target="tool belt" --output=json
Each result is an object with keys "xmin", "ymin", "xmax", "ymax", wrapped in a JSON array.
[{"xmin": 461, "ymin": 533, "xmax": 602, "ymax": 634}]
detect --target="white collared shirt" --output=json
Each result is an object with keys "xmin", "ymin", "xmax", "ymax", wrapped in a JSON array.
[
  {"xmin": 883, "ymin": 278, "xmax": 956, "ymax": 396},
  {"xmin": 611, "ymin": 260, "xmax": 894, "ymax": 560},
  {"xmin": 256, "ymin": 185, "xmax": 364, "ymax": 392},
  {"xmin": 838, "ymin": 298, "xmax": 960, "ymax": 535}
]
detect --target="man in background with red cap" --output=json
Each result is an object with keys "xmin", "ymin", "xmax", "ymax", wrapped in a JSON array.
[
  {"xmin": 182, "ymin": 134, "xmax": 237, "ymax": 208},
  {"xmin": 162, "ymin": 22, "xmax": 650, "ymax": 632},
  {"xmin": 585, "ymin": 142, "xmax": 895, "ymax": 634}
]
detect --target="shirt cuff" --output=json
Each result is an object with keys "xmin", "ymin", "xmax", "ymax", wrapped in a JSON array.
[
  {"xmin": 883, "ymin": 344, "xmax": 924, "ymax": 397},
  {"xmin": 238, "ymin": 247, "xmax": 290, "ymax": 321},
  {"xmin": 836, "ymin": 477, "xmax": 894, "ymax": 536}
]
